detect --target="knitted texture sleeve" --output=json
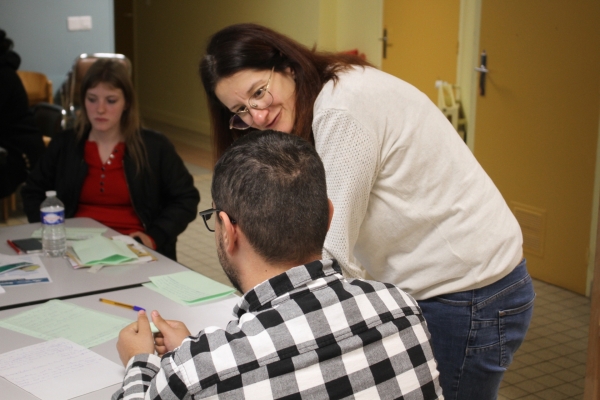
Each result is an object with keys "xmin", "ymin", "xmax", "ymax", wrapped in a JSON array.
[{"xmin": 313, "ymin": 108, "xmax": 379, "ymax": 279}]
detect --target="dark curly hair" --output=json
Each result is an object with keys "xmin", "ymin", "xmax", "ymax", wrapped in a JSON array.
[{"xmin": 212, "ymin": 130, "xmax": 329, "ymax": 265}]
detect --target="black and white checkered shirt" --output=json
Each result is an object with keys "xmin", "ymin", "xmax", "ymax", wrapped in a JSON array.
[{"xmin": 113, "ymin": 259, "xmax": 442, "ymax": 399}]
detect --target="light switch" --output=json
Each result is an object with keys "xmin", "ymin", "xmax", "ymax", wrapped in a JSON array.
[
  {"xmin": 79, "ymin": 16, "xmax": 92, "ymax": 30},
  {"xmin": 67, "ymin": 16, "xmax": 93, "ymax": 31},
  {"xmin": 67, "ymin": 16, "xmax": 80, "ymax": 31}
]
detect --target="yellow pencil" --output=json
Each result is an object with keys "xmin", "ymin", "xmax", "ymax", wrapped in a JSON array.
[{"xmin": 99, "ymin": 298, "xmax": 145, "ymax": 311}]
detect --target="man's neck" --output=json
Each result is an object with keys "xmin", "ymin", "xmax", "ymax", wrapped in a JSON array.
[{"xmin": 238, "ymin": 253, "xmax": 322, "ymax": 294}]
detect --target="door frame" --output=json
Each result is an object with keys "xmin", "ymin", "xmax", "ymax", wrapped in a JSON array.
[
  {"xmin": 456, "ymin": 0, "xmax": 481, "ymax": 153},
  {"xmin": 586, "ymin": 220, "xmax": 600, "ymax": 398}
]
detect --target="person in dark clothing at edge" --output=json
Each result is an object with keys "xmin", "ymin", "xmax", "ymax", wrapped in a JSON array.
[{"xmin": 0, "ymin": 29, "xmax": 44, "ymax": 198}]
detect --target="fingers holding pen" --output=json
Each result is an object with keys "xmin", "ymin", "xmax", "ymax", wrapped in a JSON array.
[
  {"xmin": 116, "ymin": 310, "xmax": 155, "ymax": 366},
  {"xmin": 151, "ymin": 310, "xmax": 191, "ymax": 355}
]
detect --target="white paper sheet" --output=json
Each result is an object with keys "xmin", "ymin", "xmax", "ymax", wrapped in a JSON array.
[{"xmin": 0, "ymin": 338, "xmax": 124, "ymax": 400}]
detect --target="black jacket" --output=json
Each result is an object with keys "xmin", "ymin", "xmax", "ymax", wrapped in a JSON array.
[
  {"xmin": 0, "ymin": 50, "xmax": 44, "ymax": 197},
  {"xmin": 21, "ymin": 128, "xmax": 200, "ymax": 260}
]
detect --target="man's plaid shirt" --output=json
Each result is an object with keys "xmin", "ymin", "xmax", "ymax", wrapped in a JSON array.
[{"xmin": 113, "ymin": 259, "xmax": 442, "ymax": 399}]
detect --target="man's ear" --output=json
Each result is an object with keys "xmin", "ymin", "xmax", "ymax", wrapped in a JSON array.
[
  {"xmin": 327, "ymin": 199, "xmax": 334, "ymax": 231},
  {"xmin": 219, "ymin": 211, "xmax": 238, "ymax": 253}
]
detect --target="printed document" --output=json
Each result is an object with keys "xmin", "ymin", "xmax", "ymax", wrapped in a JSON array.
[{"xmin": 0, "ymin": 338, "xmax": 123, "ymax": 400}]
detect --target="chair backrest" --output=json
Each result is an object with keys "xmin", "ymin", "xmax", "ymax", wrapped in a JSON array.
[
  {"xmin": 32, "ymin": 102, "xmax": 66, "ymax": 140},
  {"xmin": 16, "ymin": 70, "xmax": 53, "ymax": 107},
  {"xmin": 437, "ymin": 81, "xmax": 457, "ymax": 109}
]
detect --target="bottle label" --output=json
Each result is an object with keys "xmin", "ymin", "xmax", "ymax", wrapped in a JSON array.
[{"xmin": 41, "ymin": 210, "xmax": 65, "ymax": 225}]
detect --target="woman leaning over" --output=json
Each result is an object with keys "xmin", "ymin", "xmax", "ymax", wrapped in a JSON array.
[
  {"xmin": 21, "ymin": 59, "xmax": 199, "ymax": 260},
  {"xmin": 199, "ymin": 23, "xmax": 535, "ymax": 400}
]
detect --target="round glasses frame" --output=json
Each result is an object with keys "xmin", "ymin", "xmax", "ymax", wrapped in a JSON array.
[{"xmin": 228, "ymin": 67, "xmax": 275, "ymax": 130}]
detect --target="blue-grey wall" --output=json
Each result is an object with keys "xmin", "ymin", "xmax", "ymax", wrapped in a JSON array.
[{"xmin": 0, "ymin": 0, "xmax": 114, "ymax": 97}]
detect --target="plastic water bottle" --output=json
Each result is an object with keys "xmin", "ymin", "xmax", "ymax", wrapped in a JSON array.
[{"xmin": 40, "ymin": 191, "xmax": 67, "ymax": 257}]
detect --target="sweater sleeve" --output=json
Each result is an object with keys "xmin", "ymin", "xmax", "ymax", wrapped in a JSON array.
[{"xmin": 313, "ymin": 109, "xmax": 379, "ymax": 279}]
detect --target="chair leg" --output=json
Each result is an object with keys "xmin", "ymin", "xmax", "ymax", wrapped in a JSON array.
[{"xmin": 10, "ymin": 193, "xmax": 16, "ymax": 212}]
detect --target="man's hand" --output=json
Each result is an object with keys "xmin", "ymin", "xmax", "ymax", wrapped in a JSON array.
[
  {"xmin": 152, "ymin": 310, "xmax": 191, "ymax": 356},
  {"xmin": 116, "ymin": 310, "xmax": 156, "ymax": 366},
  {"xmin": 129, "ymin": 231, "xmax": 156, "ymax": 249}
]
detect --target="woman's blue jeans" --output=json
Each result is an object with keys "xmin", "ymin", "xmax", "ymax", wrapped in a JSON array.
[{"xmin": 417, "ymin": 259, "xmax": 535, "ymax": 400}]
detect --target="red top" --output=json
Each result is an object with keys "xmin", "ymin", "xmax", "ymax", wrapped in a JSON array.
[{"xmin": 75, "ymin": 141, "xmax": 146, "ymax": 235}]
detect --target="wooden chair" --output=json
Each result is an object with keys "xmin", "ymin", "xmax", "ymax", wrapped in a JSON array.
[
  {"xmin": 436, "ymin": 81, "xmax": 467, "ymax": 141},
  {"xmin": 32, "ymin": 103, "xmax": 66, "ymax": 146},
  {"xmin": 16, "ymin": 70, "xmax": 53, "ymax": 107}
]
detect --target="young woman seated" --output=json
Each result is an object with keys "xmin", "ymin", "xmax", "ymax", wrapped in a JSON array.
[{"xmin": 21, "ymin": 59, "xmax": 199, "ymax": 260}]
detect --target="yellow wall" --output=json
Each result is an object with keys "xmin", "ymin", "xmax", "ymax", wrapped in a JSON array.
[
  {"xmin": 333, "ymin": 0, "xmax": 383, "ymax": 68},
  {"xmin": 134, "ymin": 0, "xmax": 382, "ymax": 135}
]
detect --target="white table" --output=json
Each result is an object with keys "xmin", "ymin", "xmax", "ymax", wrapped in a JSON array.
[
  {"xmin": 0, "ymin": 218, "xmax": 190, "ymax": 310},
  {"xmin": 0, "ymin": 286, "xmax": 239, "ymax": 399}
]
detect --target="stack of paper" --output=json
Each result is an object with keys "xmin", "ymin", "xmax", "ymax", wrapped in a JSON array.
[
  {"xmin": 0, "ymin": 254, "xmax": 51, "ymax": 286},
  {"xmin": 68, "ymin": 236, "xmax": 139, "ymax": 268},
  {"xmin": 110, "ymin": 235, "xmax": 157, "ymax": 264},
  {"xmin": 144, "ymin": 271, "xmax": 236, "ymax": 306}
]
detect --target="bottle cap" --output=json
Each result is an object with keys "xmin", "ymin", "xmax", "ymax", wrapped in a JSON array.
[{"xmin": 45, "ymin": 191, "xmax": 57, "ymax": 197}]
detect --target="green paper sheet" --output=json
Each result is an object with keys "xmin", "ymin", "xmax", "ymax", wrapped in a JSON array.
[
  {"xmin": 31, "ymin": 227, "xmax": 107, "ymax": 240},
  {"xmin": 0, "ymin": 300, "xmax": 132, "ymax": 348},
  {"xmin": 71, "ymin": 236, "xmax": 138, "ymax": 266},
  {"xmin": 143, "ymin": 271, "xmax": 235, "ymax": 306}
]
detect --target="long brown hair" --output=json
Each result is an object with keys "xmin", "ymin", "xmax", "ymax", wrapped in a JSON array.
[
  {"xmin": 77, "ymin": 59, "xmax": 147, "ymax": 173},
  {"xmin": 199, "ymin": 23, "xmax": 371, "ymax": 160}
]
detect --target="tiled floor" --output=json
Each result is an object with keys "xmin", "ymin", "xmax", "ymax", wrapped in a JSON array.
[
  {"xmin": 498, "ymin": 279, "xmax": 589, "ymax": 400},
  {"xmin": 1, "ymin": 124, "xmax": 591, "ymax": 399}
]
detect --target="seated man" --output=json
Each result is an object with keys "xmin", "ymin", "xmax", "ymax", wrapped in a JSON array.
[{"xmin": 113, "ymin": 130, "xmax": 442, "ymax": 399}]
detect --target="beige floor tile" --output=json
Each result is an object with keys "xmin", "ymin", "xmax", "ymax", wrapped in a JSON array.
[
  {"xmin": 534, "ymin": 388, "xmax": 572, "ymax": 400},
  {"xmin": 553, "ymin": 382, "xmax": 584, "ymax": 397},
  {"xmin": 501, "ymin": 385, "xmax": 530, "ymax": 399},
  {"xmin": 516, "ymin": 378, "xmax": 550, "ymax": 393},
  {"xmin": 532, "ymin": 374, "xmax": 564, "ymax": 388}
]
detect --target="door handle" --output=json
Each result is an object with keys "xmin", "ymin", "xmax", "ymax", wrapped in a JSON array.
[
  {"xmin": 474, "ymin": 50, "xmax": 488, "ymax": 96},
  {"xmin": 379, "ymin": 28, "xmax": 388, "ymax": 59}
]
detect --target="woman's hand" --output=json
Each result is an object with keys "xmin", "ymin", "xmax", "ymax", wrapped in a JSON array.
[
  {"xmin": 129, "ymin": 231, "xmax": 156, "ymax": 249},
  {"xmin": 151, "ymin": 310, "xmax": 191, "ymax": 356}
]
